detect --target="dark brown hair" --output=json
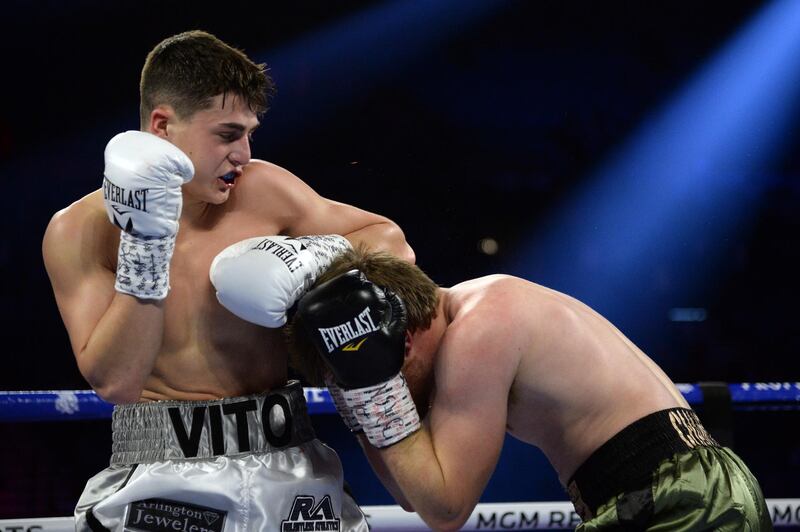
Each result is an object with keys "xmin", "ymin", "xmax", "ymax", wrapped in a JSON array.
[
  {"xmin": 286, "ymin": 246, "xmax": 440, "ymax": 386},
  {"xmin": 140, "ymin": 30, "xmax": 274, "ymax": 127}
]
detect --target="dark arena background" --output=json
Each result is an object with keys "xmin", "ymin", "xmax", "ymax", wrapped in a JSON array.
[{"xmin": 1, "ymin": 1, "xmax": 798, "ymax": 530}]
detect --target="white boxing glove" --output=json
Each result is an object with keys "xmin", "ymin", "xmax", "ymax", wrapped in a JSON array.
[
  {"xmin": 103, "ymin": 131, "xmax": 194, "ymax": 300},
  {"xmin": 210, "ymin": 235, "xmax": 352, "ymax": 327}
]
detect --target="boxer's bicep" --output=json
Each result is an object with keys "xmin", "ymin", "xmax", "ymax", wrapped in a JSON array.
[
  {"xmin": 297, "ymin": 196, "xmax": 410, "ymax": 257},
  {"xmin": 430, "ymin": 360, "xmax": 510, "ymax": 507},
  {"xmin": 272, "ymin": 170, "xmax": 412, "ymax": 258},
  {"xmin": 421, "ymin": 320, "xmax": 516, "ymax": 515},
  {"xmin": 44, "ymin": 213, "xmax": 117, "ymax": 358}
]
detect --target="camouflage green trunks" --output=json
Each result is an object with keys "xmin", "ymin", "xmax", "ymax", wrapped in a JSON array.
[{"xmin": 567, "ymin": 408, "xmax": 772, "ymax": 531}]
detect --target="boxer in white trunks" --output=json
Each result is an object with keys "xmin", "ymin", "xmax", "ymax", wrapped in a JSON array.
[{"xmin": 42, "ymin": 30, "xmax": 413, "ymax": 531}]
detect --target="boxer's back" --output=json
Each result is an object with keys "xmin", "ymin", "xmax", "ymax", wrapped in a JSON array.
[{"xmin": 446, "ymin": 275, "xmax": 688, "ymax": 483}]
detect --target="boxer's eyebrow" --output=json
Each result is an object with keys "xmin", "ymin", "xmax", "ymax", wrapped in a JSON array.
[
  {"xmin": 218, "ymin": 122, "xmax": 261, "ymax": 135},
  {"xmin": 216, "ymin": 122, "xmax": 260, "ymax": 141},
  {"xmin": 218, "ymin": 122, "xmax": 260, "ymax": 132}
]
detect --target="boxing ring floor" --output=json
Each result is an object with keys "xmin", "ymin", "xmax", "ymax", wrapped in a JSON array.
[{"xmin": 0, "ymin": 383, "xmax": 798, "ymax": 530}]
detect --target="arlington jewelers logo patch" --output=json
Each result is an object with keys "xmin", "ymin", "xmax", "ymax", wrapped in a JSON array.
[{"xmin": 125, "ymin": 498, "xmax": 226, "ymax": 532}]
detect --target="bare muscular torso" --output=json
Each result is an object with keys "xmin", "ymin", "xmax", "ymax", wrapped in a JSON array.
[
  {"xmin": 442, "ymin": 275, "xmax": 689, "ymax": 484},
  {"xmin": 70, "ymin": 165, "xmax": 291, "ymax": 402}
]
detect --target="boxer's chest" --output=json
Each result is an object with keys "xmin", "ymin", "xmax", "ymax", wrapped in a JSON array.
[{"xmin": 161, "ymin": 216, "xmax": 282, "ymax": 352}]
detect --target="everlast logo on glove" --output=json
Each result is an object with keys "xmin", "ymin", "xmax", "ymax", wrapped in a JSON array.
[
  {"xmin": 251, "ymin": 237, "xmax": 303, "ymax": 272},
  {"xmin": 103, "ymin": 177, "xmax": 150, "ymax": 212},
  {"xmin": 317, "ymin": 307, "xmax": 380, "ymax": 353}
]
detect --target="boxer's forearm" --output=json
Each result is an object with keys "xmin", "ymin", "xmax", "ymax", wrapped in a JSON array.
[
  {"xmin": 76, "ymin": 295, "xmax": 164, "ymax": 404},
  {"xmin": 378, "ymin": 428, "xmax": 476, "ymax": 532},
  {"xmin": 344, "ymin": 221, "xmax": 415, "ymax": 264},
  {"xmin": 358, "ymin": 435, "xmax": 414, "ymax": 511}
]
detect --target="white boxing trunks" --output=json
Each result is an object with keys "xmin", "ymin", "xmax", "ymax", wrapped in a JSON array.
[{"xmin": 74, "ymin": 381, "xmax": 368, "ymax": 531}]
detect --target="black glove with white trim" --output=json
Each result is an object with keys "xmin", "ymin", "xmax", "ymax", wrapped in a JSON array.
[{"xmin": 297, "ymin": 270, "xmax": 419, "ymax": 447}]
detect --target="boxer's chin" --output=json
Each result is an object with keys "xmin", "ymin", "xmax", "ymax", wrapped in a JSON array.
[{"xmin": 195, "ymin": 185, "xmax": 231, "ymax": 206}]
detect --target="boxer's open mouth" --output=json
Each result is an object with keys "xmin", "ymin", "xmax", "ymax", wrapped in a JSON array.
[{"xmin": 219, "ymin": 172, "xmax": 236, "ymax": 184}]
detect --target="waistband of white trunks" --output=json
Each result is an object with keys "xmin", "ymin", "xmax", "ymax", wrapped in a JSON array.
[{"xmin": 110, "ymin": 380, "xmax": 316, "ymax": 465}]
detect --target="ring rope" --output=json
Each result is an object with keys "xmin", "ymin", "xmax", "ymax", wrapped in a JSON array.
[
  {"xmin": 1, "ymin": 384, "xmax": 797, "ymax": 528},
  {"xmin": 0, "ymin": 499, "xmax": 798, "ymax": 530},
  {"xmin": 0, "ymin": 382, "xmax": 798, "ymax": 422}
]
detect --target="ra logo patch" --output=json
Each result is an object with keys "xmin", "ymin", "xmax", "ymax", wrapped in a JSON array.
[{"xmin": 281, "ymin": 494, "xmax": 341, "ymax": 531}]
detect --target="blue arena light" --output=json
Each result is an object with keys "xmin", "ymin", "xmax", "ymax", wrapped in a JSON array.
[{"xmin": 506, "ymin": 0, "xmax": 800, "ymax": 346}]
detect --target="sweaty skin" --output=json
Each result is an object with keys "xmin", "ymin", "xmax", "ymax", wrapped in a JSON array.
[
  {"xmin": 43, "ymin": 95, "xmax": 412, "ymax": 403},
  {"xmin": 362, "ymin": 274, "xmax": 688, "ymax": 531}
]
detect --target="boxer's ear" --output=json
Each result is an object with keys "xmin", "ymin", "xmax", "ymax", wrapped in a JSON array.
[{"xmin": 148, "ymin": 105, "xmax": 176, "ymax": 138}]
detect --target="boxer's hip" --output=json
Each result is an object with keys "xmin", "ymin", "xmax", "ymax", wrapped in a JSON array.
[
  {"xmin": 110, "ymin": 380, "xmax": 315, "ymax": 464},
  {"xmin": 568, "ymin": 408, "xmax": 771, "ymax": 531},
  {"xmin": 75, "ymin": 381, "xmax": 369, "ymax": 531}
]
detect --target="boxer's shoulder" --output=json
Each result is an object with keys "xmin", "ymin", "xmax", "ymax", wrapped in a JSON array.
[
  {"xmin": 448, "ymin": 275, "xmax": 529, "ymax": 317},
  {"xmin": 48, "ymin": 189, "xmax": 104, "ymax": 232},
  {"xmin": 52, "ymin": 189, "xmax": 105, "ymax": 220},
  {"xmin": 238, "ymin": 159, "xmax": 304, "ymax": 194},
  {"xmin": 442, "ymin": 276, "xmax": 533, "ymax": 367},
  {"xmin": 451, "ymin": 274, "xmax": 523, "ymax": 295},
  {"xmin": 230, "ymin": 159, "xmax": 320, "ymax": 225},
  {"xmin": 44, "ymin": 190, "xmax": 117, "ymax": 269}
]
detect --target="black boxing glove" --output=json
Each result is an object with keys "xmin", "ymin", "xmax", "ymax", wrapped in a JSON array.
[
  {"xmin": 298, "ymin": 269, "xmax": 407, "ymax": 388},
  {"xmin": 297, "ymin": 270, "xmax": 420, "ymax": 447}
]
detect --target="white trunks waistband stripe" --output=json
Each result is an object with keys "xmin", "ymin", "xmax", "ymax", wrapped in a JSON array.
[{"xmin": 110, "ymin": 381, "xmax": 315, "ymax": 464}]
